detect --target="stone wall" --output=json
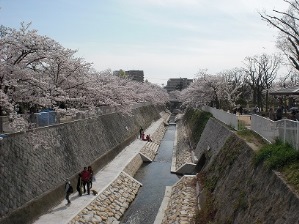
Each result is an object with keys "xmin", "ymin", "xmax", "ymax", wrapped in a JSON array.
[
  {"xmin": 195, "ymin": 118, "xmax": 299, "ymax": 223},
  {"xmin": 0, "ymin": 105, "xmax": 162, "ymax": 224}
]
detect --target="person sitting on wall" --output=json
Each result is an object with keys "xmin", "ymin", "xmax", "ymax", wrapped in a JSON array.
[
  {"xmin": 146, "ymin": 134, "xmax": 152, "ymax": 142},
  {"xmin": 141, "ymin": 131, "xmax": 146, "ymax": 141}
]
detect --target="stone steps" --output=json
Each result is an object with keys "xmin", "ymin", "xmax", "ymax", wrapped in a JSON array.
[
  {"xmin": 139, "ymin": 142, "xmax": 159, "ymax": 162},
  {"xmin": 155, "ymin": 175, "xmax": 198, "ymax": 224},
  {"xmin": 70, "ymin": 172, "xmax": 142, "ymax": 224}
]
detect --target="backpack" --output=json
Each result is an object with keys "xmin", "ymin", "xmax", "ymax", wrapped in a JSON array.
[{"xmin": 68, "ymin": 185, "xmax": 73, "ymax": 193}]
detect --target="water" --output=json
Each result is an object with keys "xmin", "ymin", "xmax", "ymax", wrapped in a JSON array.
[{"xmin": 120, "ymin": 124, "xmax": 180, "ymax": 224}]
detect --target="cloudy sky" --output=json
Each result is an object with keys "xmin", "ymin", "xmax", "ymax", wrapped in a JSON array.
[{"xmin": 0, "ymin": 0, "xmax": 289, "ymax": 86}]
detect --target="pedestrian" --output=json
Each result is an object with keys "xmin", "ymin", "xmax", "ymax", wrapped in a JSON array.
[
  {"xmin": 65, "ymin": 179, "xmax": 73, "ymax": 205},
  {"xmin": 76, "ymin": 173, "xmax": 83, "ymax": 196},
  {"xmin": 81, "ymin": 167, "xmax": 91, "ymax": 195},
  {"xmin": 88, "ymin": 166, "xmax": 94, "ymax": 189},
  {"xmin": 139, "ymin": 127, "xmax": 143, "ymax": 139},
  {"xmin": 291, "ymin": 110, "xmax": 297, "ymax": 121},
  {"xmin": 276, "ymin": 106, "xmax": 283, "ymax": 120},
  {"xmin": 268, "ymin": 107, "xmax": 276, "ymax": 121},
  {"xmin": 239, "ymin": 106, "xmax": 243, "ymax": 115},
  {"xmin": 255, "ymin": 106, "xmax": 260, "ymax": 114}
]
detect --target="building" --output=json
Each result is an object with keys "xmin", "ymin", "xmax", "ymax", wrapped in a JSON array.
[
  {"xmin": 269, "ymin": 86, "xmax": 299, "ymax": 109},
  {"xmin": 164, "ymin": 78, "xmax": 193, "ymax": 92},
  {"xmin": 113, "ymin": 70, "xmax": 144, "ymax": 83}
]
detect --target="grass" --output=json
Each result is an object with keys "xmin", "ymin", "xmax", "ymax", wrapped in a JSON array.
[
  {"xmin": 254, "ymin": 140, "xmax": 299, "ymax": 169},
  {"xmin": 282, "ymin": 163, "xmax": 299, "ymax": 191},
  {"xmin": 183, "ymin": 107, "xmax": 212, "ymax": 146},
  {"xmin": 236, "ymin": 128, "xmax": 268, "ymax": 149},
  {"xmin": 254, "ymin": 140, "xmax": 299, "ymax": 193}
]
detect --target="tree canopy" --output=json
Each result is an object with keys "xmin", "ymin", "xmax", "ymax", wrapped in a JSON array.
[{"xmin": 0, "ymin": 23, "xmax": 169, "ymax": 131}]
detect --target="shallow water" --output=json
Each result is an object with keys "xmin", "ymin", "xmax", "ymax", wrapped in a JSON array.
[{"xmin": 120, "ymin": 124, "xmax": 180, "ymax": 224}]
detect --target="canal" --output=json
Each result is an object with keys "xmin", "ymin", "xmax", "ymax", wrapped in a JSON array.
[{"xmin": 120, "ymin": 123, "xmax": 181, "ymax": 224}]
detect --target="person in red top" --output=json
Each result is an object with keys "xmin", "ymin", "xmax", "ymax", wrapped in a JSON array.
[{"xmin": 81, "ymin": 167, "xmax": 91, "ymax": 195}]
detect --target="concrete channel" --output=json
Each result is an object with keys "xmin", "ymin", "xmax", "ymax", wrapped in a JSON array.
[{"xmin": 120, "ymin": 123, "xmax": 181, "ymax": 224}]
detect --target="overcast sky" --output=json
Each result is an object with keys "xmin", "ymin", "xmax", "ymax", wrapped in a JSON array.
[{"xmin": 0, "ymin": 0, "xmax": 289, "ymax": 86}]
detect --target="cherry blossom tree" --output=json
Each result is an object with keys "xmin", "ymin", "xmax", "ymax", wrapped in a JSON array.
[
  {"xmin": 217, "ymin": 67, "xmax": 247, "ymax": 109},
  {"xmin": 181, "ymin": 68, "xmax": 249, "ymax": 111},
  {"xmin": 0, "ymin": 23, "xmax": 169, "ymax": 132},
  {"xmin": 181, "ymin": 69, "xmax": 223, "ymax": 108},
  {"xmin": 1, "ymin": 23, "xmax": 66, "ymax": 113}
]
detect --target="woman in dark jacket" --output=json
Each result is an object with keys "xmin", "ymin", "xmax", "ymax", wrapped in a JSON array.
[{"xmin": 76, "ymin": 173, "xmax": 83, "ymax": 196}]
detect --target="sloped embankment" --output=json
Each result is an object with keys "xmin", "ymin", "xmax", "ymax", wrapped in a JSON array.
[{"xmin": 195, "ymin": 118, "xmax": 299, "ymax": 223}]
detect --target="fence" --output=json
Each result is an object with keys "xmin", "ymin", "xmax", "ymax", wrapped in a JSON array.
[
  {"xmin": 201, "ymin": 106, "xmax": 299, "ymax": 150},
  {"xmin": 250, "ymin": 114, "xmax": 278, "ymax": 143},
  {"xmin": 201, "ymin": 105, "xmax": 239, "ymax": 130},
  {"xmin": 251, "ymin": 114, "xmax": 299, "ymax": 150},
  {"xmin": 0, "ymin": 102, "xmax": 151, "ymax": 134}
]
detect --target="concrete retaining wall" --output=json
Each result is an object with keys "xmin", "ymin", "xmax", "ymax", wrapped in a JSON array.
[
  {"xmin": 0, "ymin": 105, "xmax": 162, "ymax": 224},
  {"xmin": 196, "ymin": 117, "xmax": 299, "ymax": 223},
  {"xmin": 194, "ymin": 118, "xmax": 233, "ymax": 171},
  {"xmin": 123, "ymin": 154, "xmax": 144, "ymax": 177}
]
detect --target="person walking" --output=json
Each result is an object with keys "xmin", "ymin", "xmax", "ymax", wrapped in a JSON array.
[
  {"xmin": 139, "ymin": 127, "xmax": 143, "ymax": 139},
  {"xmin": 276, "ymin": 106, "xmax": 283, "ymax": 120},
  {"xmin": 81, "ymin": 167, "xmax": 91, "ymax": 195},
  {"xmin": 87, "ymin": 166, "xmax": 94, "ymax": 189},
  {"xmin": 76, "ymin": 173, "xmax": 83, "ymax": 196},
  {"xmin": 65, "ymin": 179, "xmax": 72, "ymax": 205},
  {"xmin": 239, "ymin": 106, "xmax": 243, "ymax": 115},
  {"xmin": 268, "ymin": 107, "xmax": 276, "ymax": 121}
]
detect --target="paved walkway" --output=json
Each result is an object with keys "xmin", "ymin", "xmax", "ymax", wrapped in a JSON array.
[{"xmin": 34, "ymin": 118, "xmax": 164, "ymax": 224}]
